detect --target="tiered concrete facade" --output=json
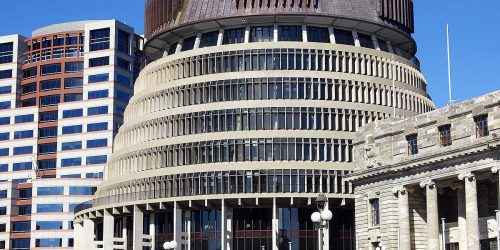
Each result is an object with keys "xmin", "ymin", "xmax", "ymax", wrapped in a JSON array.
[
  {"xmin": 74, "ymin": 1, "xmax": 434, "ymax": 250},
  {"xmin": 348, "ymin": 91, "xmax": 500, "ymax": 250}
]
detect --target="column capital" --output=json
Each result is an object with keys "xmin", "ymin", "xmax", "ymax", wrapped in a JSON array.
[
  {"xmin": 491, "ymin": 165, "xmax": 500, "ymax": 174},
  {"xmin": 458, "ymin": 171, "xmax": 475, "ymax": 181},
  {"xmin": 419, "ymin": 179, "xmax": 436, "ymax": 189},
  {"xmin": 392, "ymin": 185, "xmax": 413, "ymax": 196}
]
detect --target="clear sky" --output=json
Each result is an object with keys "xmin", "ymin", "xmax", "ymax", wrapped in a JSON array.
[{"xmin": 0, "ymin": 0, "xmax": 498, "ymax": 108}]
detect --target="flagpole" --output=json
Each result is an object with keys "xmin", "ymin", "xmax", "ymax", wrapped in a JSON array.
[{"xmin": 446, "ymin": 24, "xmax": 452, "ymax": 106}]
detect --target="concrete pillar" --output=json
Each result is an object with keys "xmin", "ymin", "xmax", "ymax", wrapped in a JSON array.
[
  {"xmin": 82, "ymin": 218, "xmax": 95, "ymax": 250},
  {"xmin": 458, "ymin": 172, "xmax": 480, "ymax": 250},
  {"xmin": 173, "ymin": 201, "xmax": 183, "ymax": 247},
  {"xmin": 221, "ymin": 199, "xmax": 233, "ymax": 250},
  {"xmin": 122, "ymin": 217, "xmax": 128, "ymax": 250},
  {"xmin": 272, "ymin": 197, "xmax": 279, "ymax": 250},
  {"xmin": 150, "ymin": 213, "xmax": 156, "ymax": 250},
  {"xmin": 420, "ymin": 180, "xmax": 439, "ymax": 250},
  {"xmin": 132, "ymin": 205, "xmax": 144, "ymax": 250},
  {"xmin": 456, "ymin": 185, "xmax": 468, "ymax": 250},
  {"xmin": 491, "ymin": 166, "xmax": 500, "ymax": 209},
  {"xmin": 393, "ymin": 185, "xmax": 411, "ymax": 250},
  {"xmin": 74, "ymin": 221, "xmax": 84, "ymax": 250},
  {"xmin": 103, "ymin": 210, "xmax": 114, "ymax": 250}
]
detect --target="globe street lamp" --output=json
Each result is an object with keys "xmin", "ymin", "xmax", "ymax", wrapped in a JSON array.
[
  {"xmin": 310, "ymin": 194, "xmax": 333, "ymax": 250},
  {"xmin": 163, "ymin": 240, "xmax": 178, "ymax": 249}
]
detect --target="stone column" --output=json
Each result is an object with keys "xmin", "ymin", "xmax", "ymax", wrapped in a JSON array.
[
  {"xmin": 149, "ymin": 213, "xmax": 156, "ymax": 250},
  {"xmin": 272, "ymin": 197, "xmax": 279, "ymax": 250},
  {"xmin": 103, "ymin": 210, "xmax": 114, "ymax": 250},
  {"xmin": 132, "ymin": 205, "xmax": 144, "ymax": 250},
  {"xmin": 455, "ymin": 185, "xmax": 468, "ymax": 250},
  {"xmin": 173, "ymin": 201, "xmax": 183, "ymax": 247},
  {"xmin": 420, "ymin": 180, "xmax": 439, "ymax": 250},
  {"xmin": 82, "ymin": 218, "xmax": 95, "ymax": 250},
  {"xmin": 392, "ymin": 185, "xmax": 411, "ymax": 250},
  {"xmin": 491, "ymin": 166, "xmax": 500, "ymax": 209},
  {"xmin": 458, "ymin": 172, "xmax": 480, "ymax": 250}
]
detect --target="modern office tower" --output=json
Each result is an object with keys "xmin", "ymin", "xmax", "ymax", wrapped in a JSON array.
[
  {"xmin": 0, "ymin": 20, "xmax": 143, "ymax": 249},
  {"xmin": 75, "ymin": 1, "xmax": 434, "ymax": 250}
]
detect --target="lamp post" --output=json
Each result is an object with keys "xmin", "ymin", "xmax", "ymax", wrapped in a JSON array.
[
  {"xmin": 310, "ymin": 194, "xmax": 333, "ymax": 250},
  {"xmin": 163, "ymin": 240, "xmax": 178, "ymax": 249}
]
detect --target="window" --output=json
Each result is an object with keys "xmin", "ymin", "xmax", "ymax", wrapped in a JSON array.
[
  {"xmin": 22, "ymin": 82, "xmax": 36, "ymax": 94},
  {"xmin": 88, "ymin": 106, "xmax": 108, "ymax": 116},
  {"xmin": 19, "ymin": 189, "xmax": 32, "ymax": 199},
  {"xmin": 12, "ymin": 222, "xmax": 31, "ymax": 232},
  {"xmin": 0, "ymin": 42, "xmax": 13, "ymax": 64},
  {"xmin": 0, "ymin": 86, "xmax": 11, "ymax": 94},
  {"xmin": 40, "ymin": 95, "xmax": 60, "ymax": 107},
  {"xmin": 21, "ymin": 98, "xmax": 36, "ymax": 107},
  {"xmin": 39, "ymin": 111, "xmax": 57, "ymax": 122},
  {"xmin": 61, "ymin": 158, "xmax": 81, "ymax": 167},
  {"xmin": 0, "ymin": 191, "xmax": 7, "ymax": 199},
  {"xmin": 66, "ymin": 35, "xmax": 78, "ymax": 45},
  {"xmin": 39, "ymin": 127, "xmax": 57, "ymax": 138},
  {"xmin": 37, "ymin": 204, "xmax": 63, "ymax": 213},
  {"xmin": 0, "ymin": 133, "xmax": 8, "ymax": 141},
  {"xmin": 86, "ymin": 172, "xmax": 103, "ymax": 179},
  {"xmin": 223, "ymin": 28, "xmax": 245, "ymax": 45},
  {"xmin": 62, "ymin": 125, "xmax": 82, "ymax": 134},
  {"xmin": 0, "ymin": 117, "xmax": 9, "ymax": 125},
  {"xmin": 117, "ymin": 57, "xmax": 131, "ymax": 71},
  {"xmin": 88, "ymin": 73, "xmax": 109, "ymax": 83},
  {"xmin": 88, "ymin": 89, "xmax": 109, "ymax": 99},
  {"xmin": 40, "ymin": 79, "xmax": 61, "ymax": 91},
  {"xmin": 439, "ymin": 125, "xmax": 452, "ymax": 146},
  {"xmin": 89, "ymin": 57, "xmax": 109, "ymax": 67},
  {"xmin": 0, "ymin": 148, "xmax": 8, "ymax": 157},
  {"xmin": 65, "ymin": 61, "xmax": 83, "ymax": 73},
  {"xmin": 36, "ymin": 221, "xmax": 63, "ymax": 230},
  {"xmin": 62, "ymin": 141, "xmax": 82, "ymax": 151},
  {"xmin": 14, "ymin": 130, "xmax": 33, "ymax": 139},
  {"xmin": 377, "ymin": 39, "xmax": 389, "ymax": 52},
  {"xmin": 69, "ymin": 186, "xmax": 97, "ymax": 195},
  {"xmin": 38, "ymin": 143, "xmax": 56, "ymax": 154},
  {"xmin": 116, "ymin": 90, "xmax": 131, "ymax": 103},
  {"xmin": 36, "ymin": 238, "xmax": 62, "ymax": 247},
  {"xmin": 11, "ymin": 239, "xmax": 30, "ymax": 249},
  {"xmin": 22, "ymin": 67, "xmax": 37, "ymax": 79},
  {"xmin": 0, "ymin": 207, "xmax": 5, "ymax": 215},
  {"xmin": 42, "ymin": 39, "xmax": 52, "ymax": 48},
  {"xmin": 87, "ymin": 139, "xmax": 107, "ymax": 148},
  {"xmin": 116, "ymin": 74, "xmax": 131, "ymax": 86},
  {"xmin": 250, "ymin": 26, "xmax": 274, "ymax": 42},
  {"xmin": 19, "ymin": 205, "xmax": 31, "ymax": 215},
  {"xmin": 118, "ymin": 30, "xmax": 131, "ymax": 54},
  {"xmin": 306, "ymin": 26, "xmax": 329, "ymax": 43},
  {"xmin": 15, "ymin": 114, "xmax": 34, "ymax": 123},
  {"xmin": 278, "ymin": 26, "xmax": 303, "ymax": 41},
  {"xmin": 0, "ymin": 70, "xmax": 12, "ymax": 79},
  {"xmin": 333, "ymin": 29, "xmax": 355, "ymax": 45},
  {"xmin": 474, "ymin": 115, "xmax": 489, "ymax": 138},
  {"xmin": 37, "ymin": 187, "xmax": 64, "ymax": 196},
  {"xmin": 0, "ymin": 101, "xmax": 10, "ymax": 110},
  {"xmin": 167, "ymin": 43, "xmax": 178, "ymax": 55},
  {"xmin": 200, "ymin": 31, "xmax": 219, "ymax": 48},
  {"xmin": 64, "ymin": 78, "xmax": 83, "ymax": 89},
  {"xmin": 40, "ymin": 63, "xmax": 61, "ymax": 75},
  {"xmin": 358, "ymin": 33, "xmax": 374, "ymax": 49},
  {"xmin": 38, "ymin": 159, "xmax": 56, "ymax": 170},
  {"xmin": 406, "ymin": 134, "xmax": 418, "ymax": 155},
  {"xmin": 62, "ymin": 109, "xmax": 83, "ymax": 118},
  {"xmin": 86, "ymin": 155, "xmax": 107, "ymax": 165},
  {"xmin": 13, "ymin": 162, "xmax": 31, "ymax": 171},
  {"xmin": 87, "ymin": 122, "xmax": 108, "ymax": 132},
  {"xmin": 181, "ymin": 36, "xmax": 196, "ymax": 51},
  {"xmin": 369, "ymin": 198, "xmax": 380, "ymax": 226},
  {"xmin": 90, "ymin": 28, "xmax": 110, "ymax": 51},
  {"xmin": 13, "ymin": 146, "xmax": 32, "ymax": 155},
  {"xmin": 64, "ymin": 93, "xmax": 83, "ymax": 102},
  {"xmin": 61, "ymin": 174, "xmax": 81, "ymax": 178}
]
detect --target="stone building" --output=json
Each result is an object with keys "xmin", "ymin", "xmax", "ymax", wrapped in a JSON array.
[{"xmin": 347, "ymin": 91, "xmax": 500, "ymax": 250}]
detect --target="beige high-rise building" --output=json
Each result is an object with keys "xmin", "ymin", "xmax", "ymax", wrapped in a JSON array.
[{"xmin": 74, "ymin": 0, "xmax": 435, "ymax": 249}]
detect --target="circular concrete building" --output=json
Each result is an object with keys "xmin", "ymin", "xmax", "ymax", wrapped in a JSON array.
[{"xmin": 74, "ymin": 0, "xmax": 434, "ymax": 249}]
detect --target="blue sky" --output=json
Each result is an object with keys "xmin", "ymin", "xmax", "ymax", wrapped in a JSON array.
[{"xmin": 0, "ymin": 0, "xmax": 498, "ymax": 108}]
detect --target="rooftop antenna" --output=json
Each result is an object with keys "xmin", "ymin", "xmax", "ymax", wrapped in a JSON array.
[{"xmin": 446, "ymin": 24, "xmax": 453, "ymax": 106}]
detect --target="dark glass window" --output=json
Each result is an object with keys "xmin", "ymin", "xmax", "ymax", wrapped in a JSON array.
[
  {"xmin": 406, "ymin": 134, "xmax": 418, "ymax": 155},
  {"xmin": 0, "ymin": 101, "xmax": 10, "ymax": 110},
  {"xmin": 0, "ymin": 148, "xmax": 8, "ymax": 156},
  {"xmin": 53, "ymin": 36, "xmax": 64, "ymax": 46},
  {"xmin": 38, "ymin": 143, "xmax": 56, "ymax": 154},
  {"xmin": 62, "ymin": 141, "xmax": 82, "ymax": 151},
  {"xmin": 20, "ymin": 189, "xmax": 32, "ymax": 198},
  {"xmin": 116, "ymin": 90, "xmax": 131, "ymax": 103},
  {"xmin": 0, "ymin": 207, "xmax": 5, "ymax": 215},
  {"xmin": 66, "ymin": 35, "xmax": 78, "ymax": 45},
  {"xmin": 86, "ymin": 155, "xmax": 107, "ymax": 165},
  {"xmin": 278, "ymin": 26, "xmax": 303, "ymax": 41},
  {"xmin": 61, "ymin": 158, "xmax": 81, "ymax": 167},
  {"xmin": 39, "ymin": 111, "xmax": 57, "ymax": 122},
  {"xmin": 64, "ymin": 93, "xmax": 83, "ymax": 102},
  {"xmin": 87, "ymin": 122, "xmax": 108, "ymax": 132},
  {"xmin": 117, "ymin": 58, "xmax": 130, "ymax": 71},
  {"xmin": 377, "ymin": 39, "xmax": 389, "ymax": 52},
  {"xmin": 22, "ymin": 82, "xmax": 36, "ymax": 94},
  {"xmin": 0, "ymin": 70, "xmax": 12, "ymax": 79},
  {"xmin": 167, "ymin": 43, "xmax": 178, "ymax": 55},
  {"xmin": 40, "ymin": 79, "xmax": 61, "ymax": 91},
  {"xmin": 0, "ymin": 133, "xmax": 8, "ymax": 141},
  {"xmin": 0, "ymin": 117, "xmax": 9, "ymax": 125},
  {"xmin": 118, "ymin": 30, "xmax": 131, "ymax": 54},
  {"xmin": 40, "ymin": 95, "xmax": 60, "ymax": 107},
  {"xmin": 88, "ymin": 90, "xmax": 109, "ymax": 99},
  {"xmin": 0, "ymin": 42, "xmax": 13, "ymax": 64},
  {"xmin": 39, "ymin": 127, "xmax": 57, "ymax": 138},
  {"xmin": 40, "ymin": 63, "xmax": 61, "ymax": 76},
  {"xmin": 62, "ymin": 125, "xmax": 82, "ymax": 134},
  {"xmin": 474, "ymin": 115, "xmax": 489, "ymax": 138},
  {"xmin": 181, "ymin": 36, "xmax": 196, "ymax": 51},
  {"xmin": 307, "ymin": 26, "xmax": 330, "ymax": 43},
  {"xmin": 63, "ymin": 109, "xmax": 83, "ymax": 118},
  {"xmin": 22, "ymin": 67, "xmax": 37, "ymax": 79},
  {"xmin": 37, "ymin": 204, "xmax": 63, "ymax": 213},
  {"xmin": 64, "ymin": 78, "xmax": 83, "ymax": 89},
  {"xmin": 14, "ymin": 114, "xmax": 34, "ymax": 123},
  {"xmin": 439, "ymin": 125, "xmax": 452, "ymax": 146},
  {"xmin": 88, "ymin": 106, "xmax": 108, "ymax": 116},
  {"xmin": 42, "ymin": 39, "xmax": 52, "ymax": 48},
  {"xmin": 38, "ymin": 159, "xmax": 56, "ymax": 170},
  {"xmin": 370, "ymin": 199, "xmax": 380, "ymax": 226},
  {"xmin": 13, "ymin": 162, "xmax": 31, "ymax": 171},
  {"xmin": 116, "ymin": 74, "xmax": 131, "ymax": 86},
  {"xmin": 90, "ymin": 28, "xmax": 110, "ymax": 51},
  {"xmin": 88, "ymin": 73, "xmax": 109, "ymax": 83},
  {"xmin": 250, "ymin": 26, "xmax": 274, "ymax": 42},
  {"xmin": 87, "ymin": 139, "xmax": 107, "ymax": 148},
  {"xmin": 12, "ymin": 222, "xmax": 31, "ymax": 233},
  {"xmin": 36, "ymin": 238, "xmax": 62, "ymax": 247},
  {"xmin": 36, "ymin": 221, "xmax": 63, "ymax": 230},
  {"xmin": 89, "ymin": 57, "xmax": 109, "ymax": 67},
  {"xmin": 357, "ymin": 33, "xmax": 374, "ymax": 49},
  {"xmin": 223, "ymin": 28, "xmax": 245, "ymax": 45},
  {"xmin": 19, "ymin": 205, "xmax": 31, "ymax": 215},
  {"xmin": 37, "ymin": 187, "xmax": 64, "ymax": 196},
  {"xmin": 65, "ymin": 61, "xmax": 83, "ymax": 73},
  {"xmin": 11, "ymin": 239, "xmax": 30, "ymax": 249},
  {"xmin": 21, "ymin": 98, "xmax": 36, "ymax": 107},
  {"xmin": 333, "ymin": 29, "xmax": 355, "ymax": 45},
  {"xmin": 0, "ymin": 86, "xmax": 11, "ymax": 94},
  {"xmin": 200, "ymin": 31, "xmax": 219, "ymax": 48},
  {"xmin": 69, "ymin": 186, "xmax": 97, "ymax": 195},
  {"xmin": 13, "ymin": 130, "xmax": 33, "ymax": 139},
  {"xmin": 13, "ymin": 146, "xmax": 32, "ymax": 155}
]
